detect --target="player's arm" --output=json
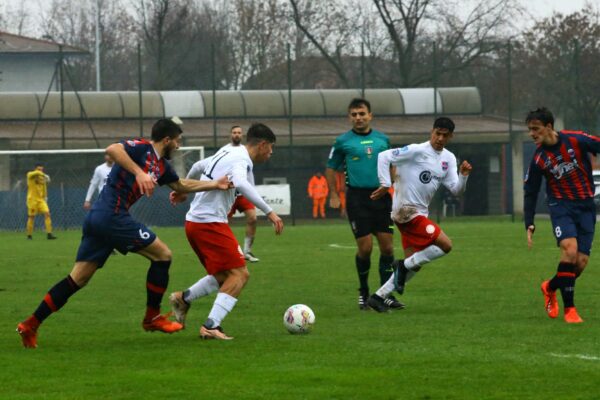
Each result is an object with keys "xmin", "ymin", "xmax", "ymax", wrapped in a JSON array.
[
  {"xmin": 371, "ymin": 147, "xmax": 403, "ymax": 200},
  {"xmin": 168, "ymin": 176, "xmax": 231, "ymax": 194},
  {"xmin": 326, "ymin": 139, "xmax": 345, "ymax": 208},
  {"xmin": 106, "ymin": 143, "xmax": 156, "ymax": 196},
  {"xmin": 443, "ymin": 157, "xmax": 471, "ymax": 196},
  {"xmin": 231, "ymin": 165, "xmax": 284, "ymax": 234},
  {"xmin": 84, "ymin": 168, "xmax": 102, "ymax": 209},
  {"xmin": 324, "ymin": 168, "xmax": 339, "ymax": 206},
  {"xmin": 578, "ymin": 132, "xmax": 600, "ymax": 154},
  {"xmin": 524, "ymin": 160, "xmax": 543, "ymax": 248}
]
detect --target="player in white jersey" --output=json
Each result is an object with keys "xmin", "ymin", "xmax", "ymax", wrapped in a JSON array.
[
  {"xmin": 168, "ymin": 123, "xmax": 284, "ymax": 339},
  {"xmin": 83, "ymin": 154, "xmax": 114, "ymax": 210},
  {"xmin": 225, "ymin": 125, "xmax": 261, "ymax": 262},
  {"xmin": 366, "ymin": 117, "xmax": 472, "ymax": 312}
]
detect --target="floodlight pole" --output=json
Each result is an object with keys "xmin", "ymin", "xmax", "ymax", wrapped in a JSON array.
[
  {"xmin": 95, "ymin": 0, "xmax": 101, "ymax": 91},
  {"xmin": 59, "ymin": 45, "xmax": 65, "ymax": 149},
  {"xmin": 137, "ymin": 42, "xmax": 143, "ymax": 137}
]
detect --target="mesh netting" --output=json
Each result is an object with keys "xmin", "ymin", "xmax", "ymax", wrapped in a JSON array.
[{"xmin": 0, "ymin": 147, "xmax": 204, "ymax": 231}]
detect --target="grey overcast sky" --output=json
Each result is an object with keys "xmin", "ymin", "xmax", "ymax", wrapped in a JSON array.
[{"xmin": 1, "ymin": 0, "xmax": 597, "ymax": 37}]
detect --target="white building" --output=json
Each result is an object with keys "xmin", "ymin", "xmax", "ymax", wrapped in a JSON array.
[{"xmin": 0, "ymin": 31, "xmax": 88, "ymax": 92}]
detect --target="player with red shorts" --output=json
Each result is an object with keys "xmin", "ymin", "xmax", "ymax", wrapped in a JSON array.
[
  {"xmin": 168, "ymin": 123, "xmax": 283, "ymax": 340},
  {"xmin": 366, "ymin": 117, "xmax": 473, "ymax": 312}
]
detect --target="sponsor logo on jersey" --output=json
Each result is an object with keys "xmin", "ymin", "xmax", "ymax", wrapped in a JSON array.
[
  {"xmin": 549, "ymin": 161, "xmax": 578, "ymax": 179},
  {"xmin": 419, "ymin": 171, "xmax": 432, "ymax": 183},
  {"xmin": 419, "ymin": 170, "xmax": 442, "ymax": 184},
  {"xmin": 360, "ymin": 140, "xmax": 374, "ymax": 144},
  {"xmin": 126, "ymin": 140, "xmax": 136, "ymax": 146}
]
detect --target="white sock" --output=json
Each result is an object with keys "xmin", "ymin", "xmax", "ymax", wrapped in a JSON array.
[
  {"xmin": 244, "ymin": 236, "xmax": 254, "ymax": 254},
  {"xmin": 404, "ymin": 245, "xmax": 446, "ymax": 270},
  {"xmin": 184, "ymin": 275, "xmax": 219, "ymax": 303},
  {"xmin": 207, "ymin": 292, "xmax": 238, "ymax": 327},
  {"xmin": 376, "ymin": 275, "xmax": 396, "ymax": 298}
]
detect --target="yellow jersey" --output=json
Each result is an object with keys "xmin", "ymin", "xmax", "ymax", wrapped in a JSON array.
[{"xmin": 27, "ymin": 170, "xmax": 48, "ymax": 202}]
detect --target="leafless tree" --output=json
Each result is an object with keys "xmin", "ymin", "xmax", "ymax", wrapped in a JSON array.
[
  {"xmin": 515, "ymin": 6, "xmax": 600, "ymax": 131},
  {"xmin": 288, "ymin": 0, "xmax": 364, "ymax": 88},
  {"xmin": 373, "ymin": 0, "xmax": 522, "ymax": 87}
]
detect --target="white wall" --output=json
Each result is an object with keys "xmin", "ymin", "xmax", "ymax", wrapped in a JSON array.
[{"xmin": 0, "ymin": 55, "xmax": 58, "ymax": 92}]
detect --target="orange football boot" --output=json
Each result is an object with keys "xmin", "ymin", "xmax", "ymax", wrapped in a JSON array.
[
  {"xmin": 17, "ymin": 322, "xmax": 38, "ymax": 348},
  {"xmin": 540, "ymin": 280, "xmax": 559, "ymax": 318},
  {"xmin": 142, "ymin": 313, "xmax": 184, "ymax": 333},
  {"xmin": 564, "ymin": 307, "xmax": 583, "ymax": 324}
]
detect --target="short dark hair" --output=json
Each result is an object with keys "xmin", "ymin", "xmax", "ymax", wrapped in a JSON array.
[
  {"xmin": 246, "ymin": 123, "xmax": 276, "ymax": 145},
  {"xmin": 35, "ymin": 163, "xmax": 43, "ymax": 167},
  {"xmin": 230, "ymin": 125, "xmax": 242, "ymax": 132},
  {"xmin": 433, "ymin": 117, "xmax": 455, "ymax": 133},
  {"xmin": 348, "ymin": 98, "xmax": 371, "ymax": 113},
  {"xmin": 526, "ymin": 107, "xmax": 554, "ymax": 127},
  {"xmin": 151, "ymin": 118, "xmax": 183, "ymax": 142}
]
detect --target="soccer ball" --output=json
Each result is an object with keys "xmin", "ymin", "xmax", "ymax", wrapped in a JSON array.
[{"xmin": 283, "ymin": 304, "xmax": 315, "ymax": 334}]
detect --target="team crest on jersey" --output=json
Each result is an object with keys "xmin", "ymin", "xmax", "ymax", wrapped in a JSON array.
[
  {"xmin": 127, "ymin": 140, "xmax": 137, "ymax": 146},
  {"xmin": 441, "ymin": 161, "xmax": 448, "ymax": 171},
  {"xmin": 366, "ymin": 147, "xmax": 373, "ymax": 155}
]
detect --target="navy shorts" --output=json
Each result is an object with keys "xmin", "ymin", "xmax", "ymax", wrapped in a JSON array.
[
  {"xmin": 76, "ymin": 210, "xmax": 157, "ymax": 267},
  {"xmin": 346, "ymin": 187, "xmax": 394, "ymax": 239},
  {"xmin": 548, "ymin": 198, "xmax": 596, "ymax": 255}
]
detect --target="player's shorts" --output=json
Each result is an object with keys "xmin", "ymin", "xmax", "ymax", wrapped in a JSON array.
[
  {"xmin": 227, "ymin": 195, "xmax": 256, "ymax": 218},
  {"xmin": 185, "ymin": 220, "xmax": 246, "ymax": 275},
  {"xmin": 396, "ymin": 215, "xmax": 441, "ymax": 251},
  {"xmin": 76, "ymin": 210, "xmax": 157, "ymax": 268},
  {"xmin": 27, "ymin": 199, "xmax": 50, "ymax": 216},
  {"xmin": 548, "ymin": 198, "xmax": 596, "ymax": 255},
  {"xmin": 346, "ymin": 186, "xmax": 393, "ymax": 239}
]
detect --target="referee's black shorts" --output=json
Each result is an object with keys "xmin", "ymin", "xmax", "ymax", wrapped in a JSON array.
[{"xmin": 346, "ymin": 186, "xmax": 393, "ymax": 239}]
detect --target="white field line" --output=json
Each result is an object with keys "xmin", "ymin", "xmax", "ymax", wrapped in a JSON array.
[
  {"xmin": 328, "ymin": 243, "xmax": 356, "ymax": 249},
  {"xmin": 549, "ymin": 353, "xmax": 600, "ymax": 361}
]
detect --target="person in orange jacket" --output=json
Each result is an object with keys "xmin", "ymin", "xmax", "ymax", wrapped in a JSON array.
[{"xmin": 308, "ymin": 172, "xmax": 329, "ymax": 218}]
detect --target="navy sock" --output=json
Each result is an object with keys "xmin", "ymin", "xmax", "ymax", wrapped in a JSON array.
[
  {"xmin": 549, "ymin": 262, "xmax": 576, "ymax": 308},
  {"xmin": 146, "ymin": 260, "xmax": 171, "ymax": 314},
  {"xmin": 355, "ymin": 256, "xmax": 370, "ymax": 293},
  {"xmin": 32, "ymin": 275, "xmax": 81, "ymax": 325},
  {"xmin": 378, "ymin": 255, "xmax": 394, "ymax": 285}
]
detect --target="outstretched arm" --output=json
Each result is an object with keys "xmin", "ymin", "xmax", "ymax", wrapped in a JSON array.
[{"xmin": 168, "ymin": 176, "xmax": 231, "ymax": 194}]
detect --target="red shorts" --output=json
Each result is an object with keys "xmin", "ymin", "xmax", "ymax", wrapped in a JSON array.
[
  {"xmin": 185, "ymin": 221, "xmax": 246, "ymax": 275},
  {"xmin": 395, "ymin": 215, "xmax": 441, "ymax": 251},
  {"xmin": 227, "ymin": 195, "xmax": 255, "ymax": 218}
]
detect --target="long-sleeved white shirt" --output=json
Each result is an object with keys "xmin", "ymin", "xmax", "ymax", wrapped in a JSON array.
[
  {"xmin": 378, "ymin": 141, "xmax": 468, "ymax": 223},
  {"xmin": 185, "ymin": 145, "xmax": 272, "ymax": 223},
  {"xmin": 85, "ymin": 162, "xmax": 113, "ymax": 202}
]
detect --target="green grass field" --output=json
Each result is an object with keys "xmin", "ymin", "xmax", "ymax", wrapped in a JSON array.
[{"xmin": 1, "ymin": 218, "xmax": 599, "ymax": 399}]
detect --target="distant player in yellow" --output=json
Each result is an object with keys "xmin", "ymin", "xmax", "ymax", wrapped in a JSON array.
[{"xmin": 26, "ymin": 163, "xmax": 57, "ymax": 240}]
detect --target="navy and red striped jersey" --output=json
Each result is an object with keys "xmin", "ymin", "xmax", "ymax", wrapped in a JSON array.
[
  {"xmin": 93, "ymin": 139, "xmax": 179, "ymax": 213},
  {"xmin": 524, "ymin": 130, "xmax": 600, "ymax": 227}
]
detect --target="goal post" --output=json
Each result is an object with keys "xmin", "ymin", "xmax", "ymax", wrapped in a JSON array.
[{"xmin": 0, "ymin": 146, "xmax": 204, "ymax": 232}]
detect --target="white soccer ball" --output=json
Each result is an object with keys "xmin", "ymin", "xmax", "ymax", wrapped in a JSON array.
[{"xmin": 283, "ymin": 304, "xmax": 315, "ymax": 334}]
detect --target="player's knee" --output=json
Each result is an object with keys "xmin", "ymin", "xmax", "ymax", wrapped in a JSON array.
[
  {"xmin": 438, "ymin": 240, "xmax": 452, "ymax": 254},
  {"xmin": 157, "ymin": 248, "xmax": 173, "ymax": 262},
  {"xmin": 247, "ymin": 215, "xmax": 257, "ymax": 226}
]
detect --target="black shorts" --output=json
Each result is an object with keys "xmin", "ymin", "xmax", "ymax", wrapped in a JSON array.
[{"xmin": 346, "ymin": 186, "xmax": 393, "ymax": 239}]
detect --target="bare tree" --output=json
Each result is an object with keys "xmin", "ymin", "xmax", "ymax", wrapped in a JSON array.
[
  {"xmin": 515, "ymin": 7, "xmax": 600, "ymax": 131},
  {"xmin": 288, "ymin": 0, "xmax": 364, "ymax": 88},
  {"xmin": 373, "ymin": 0, "xmax": 521, "ymax": 87},
  {"xmin": 135, "ymin": 0, "xmax": 200, "ymax": 89}
]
